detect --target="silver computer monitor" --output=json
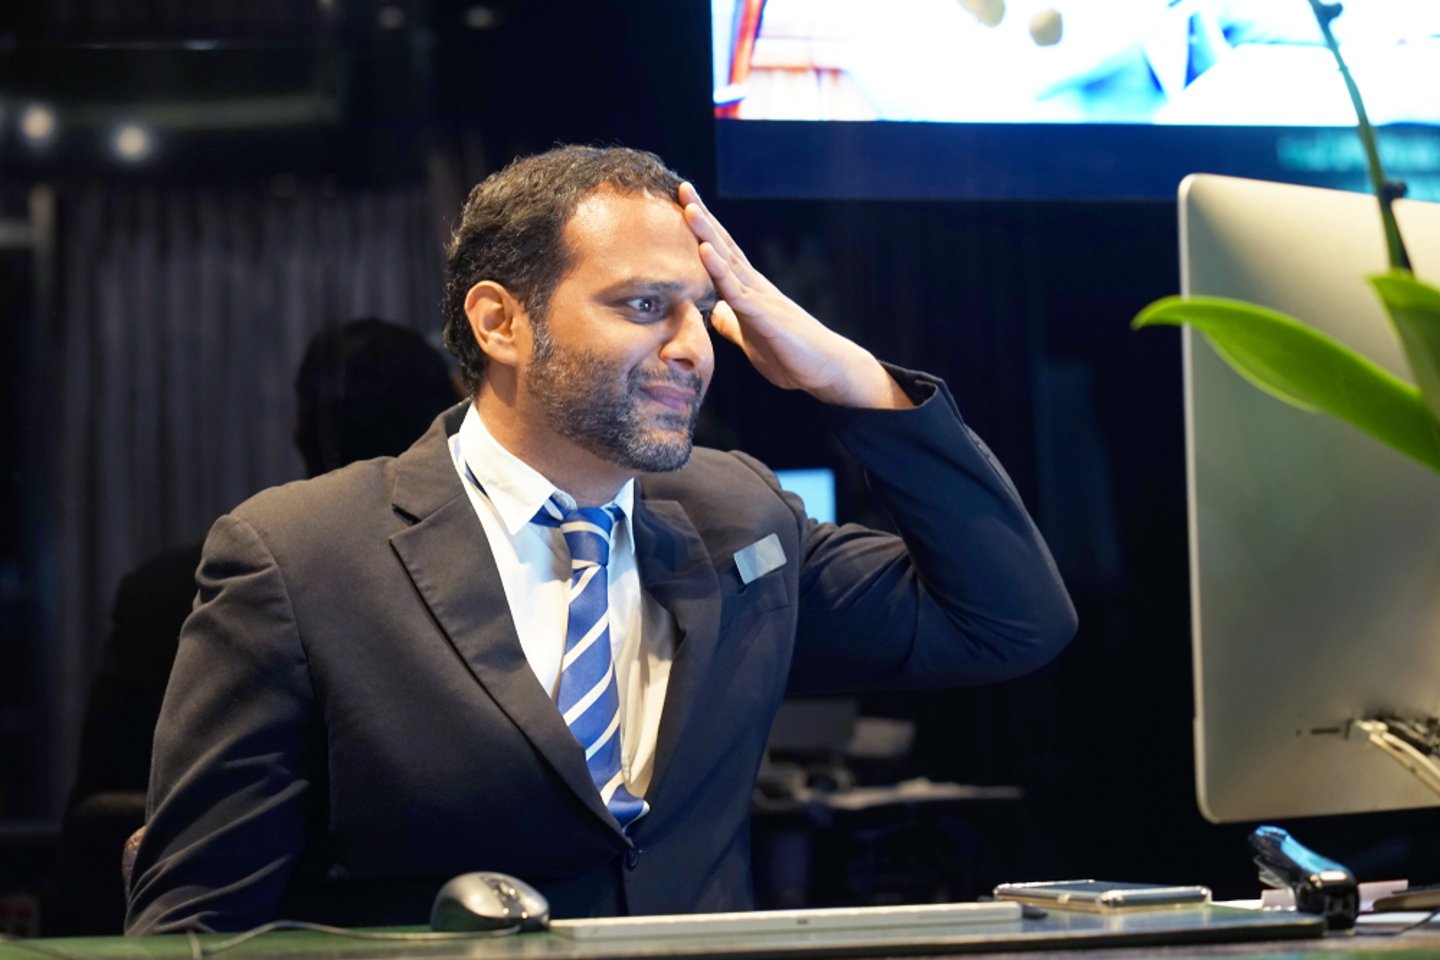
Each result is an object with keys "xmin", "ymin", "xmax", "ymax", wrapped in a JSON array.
[{"xmin": 1182, "ymin": 173, "xmax": 1440, "ymax": 823}]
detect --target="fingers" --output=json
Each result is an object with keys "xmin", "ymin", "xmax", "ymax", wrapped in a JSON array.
[
  {"xmin": 681, "ymin": 183, "xmax": 781, "ymax": 347},
  {"xmin": 697, "ymin": 241, "xmax": 748, "ymax": 303},
  {"xmin": 680, "ymin": 182, "xmax": 749, "ymax": 273}
]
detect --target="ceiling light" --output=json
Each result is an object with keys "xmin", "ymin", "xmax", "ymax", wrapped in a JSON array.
[
  {"xmin": 464, "ymin": 6, "xmax": 500, "ymax": 29},
  {"xmin": 110, "ymin": 123, "xmax": 157, "ymax": 163},
  {"xmin": 20, "ymin": 103, "xmax": 58, "ymax": 147}
]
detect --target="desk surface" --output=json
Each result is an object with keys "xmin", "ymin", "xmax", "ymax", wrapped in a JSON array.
[{"xmin": 3, "ymin": 908, "xmax": 1438, "ymax": 960}]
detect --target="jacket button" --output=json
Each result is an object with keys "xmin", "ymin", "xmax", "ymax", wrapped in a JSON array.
[{"xmin": 626, "ymin": 847, "xmax": 641, "ymax": 870}]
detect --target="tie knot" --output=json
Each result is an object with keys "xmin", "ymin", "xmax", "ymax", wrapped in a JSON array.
[{"xmin": 536, "ymin": 498, "xmax": 617, "ymax": 569}]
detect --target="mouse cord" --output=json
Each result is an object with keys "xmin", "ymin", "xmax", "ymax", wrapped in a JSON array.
[
  {"xmin": 1383, "ymin": 908, "xmax": 1440, "ymax": 937},
  {"xmin": 186, "ymin": 919, "xmax": 520, "ymax": 958},
  {"xmin": 0, "ymin": 936, "xmax": 89, "ymax": 960}
]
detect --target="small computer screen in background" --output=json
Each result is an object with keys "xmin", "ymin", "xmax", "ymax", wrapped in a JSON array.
[{"xmin": 774, "ymin": 467, "xmax": 837, "ymax": 525}]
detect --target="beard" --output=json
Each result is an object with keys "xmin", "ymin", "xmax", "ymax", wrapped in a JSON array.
[{"xmin": 526, "ymin": 326, "xmax": 706, "ymax": 473}]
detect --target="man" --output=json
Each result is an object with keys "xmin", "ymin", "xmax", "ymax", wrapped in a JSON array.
[{"xmin": 126, "ymin": 146, "xmax": 1075, "ymax": 934}]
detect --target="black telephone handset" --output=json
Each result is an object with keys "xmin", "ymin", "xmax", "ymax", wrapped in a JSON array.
[{"xmin": 1250, "ymin": 825, "xmax": 1358, "ymax": 930}]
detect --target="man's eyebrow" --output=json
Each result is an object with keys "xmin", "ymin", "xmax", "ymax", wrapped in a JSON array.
[{"xmin": 602, "ymin": 278, "xmax": 719, "ymax": 307}]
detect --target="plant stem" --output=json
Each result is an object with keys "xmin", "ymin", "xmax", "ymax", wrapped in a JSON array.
[{"xmin": 1307, "ymin": 0, "xmax": 1412, "ymax": 272}]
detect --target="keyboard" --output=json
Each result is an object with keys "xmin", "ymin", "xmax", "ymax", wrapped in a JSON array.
[{"xmin": 549, "ymin": 901, "xmax": 1022, "ymax": 940}]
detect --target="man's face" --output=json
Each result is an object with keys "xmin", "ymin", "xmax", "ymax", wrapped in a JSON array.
[{"xmin": 520, "ymin": 188, "xmax": 717, "ymax": 473}]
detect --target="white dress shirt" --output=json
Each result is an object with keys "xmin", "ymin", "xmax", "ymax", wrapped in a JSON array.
[{"xmin": 448, "ymin": 404, "xmax": 675, "ymax": 798}]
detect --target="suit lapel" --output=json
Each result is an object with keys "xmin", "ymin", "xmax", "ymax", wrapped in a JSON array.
[
  {"xmin": 387, "ymin": 409, "xmax": 619, "ymax": 833},
  {"xmin": 632, "ymin": 494, "xmax": 722, "ymax": 809}
]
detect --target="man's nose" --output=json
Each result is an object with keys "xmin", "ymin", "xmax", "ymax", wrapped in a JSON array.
[{"xmin": 659, "ymin": 303, "xmax": 713, "ymax": 371}]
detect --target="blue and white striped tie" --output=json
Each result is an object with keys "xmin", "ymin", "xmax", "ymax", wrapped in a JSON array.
[{"xmin": 535, "ymin": 497, "xmax": 648, "ymax": 833}]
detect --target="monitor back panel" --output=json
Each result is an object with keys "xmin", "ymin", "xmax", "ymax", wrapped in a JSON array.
[{"xmin": 1181, "ymin": 173, "xmax": 1440, "ymax": 822}]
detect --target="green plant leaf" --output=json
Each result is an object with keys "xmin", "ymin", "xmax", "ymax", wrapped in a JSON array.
[
  {"xmin": 1370, "ymin": 270, "xmax": 1440, "ymax": 428},
  {"xmin": 1133, "ymin": 295, "xmax": 1440, "ymax": 473}
]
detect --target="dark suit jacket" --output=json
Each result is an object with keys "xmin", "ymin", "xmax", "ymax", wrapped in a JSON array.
[{"xmin": 126, "ymin": 368, "xmax": 1075, "ymax": 933}]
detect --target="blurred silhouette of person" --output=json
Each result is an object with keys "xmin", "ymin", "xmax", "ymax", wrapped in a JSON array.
[
  {"xmin": 294, "ymin": 319, "xmax": 466, "ymax": 477},
  {"xmin": 49, "ymin": 319, "xmax": 461, "ymax": 935}
]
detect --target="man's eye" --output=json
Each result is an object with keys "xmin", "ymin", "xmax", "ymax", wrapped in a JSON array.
[{"xmin": 628, "ymin": 296, "xmax": 663, "ymax": 316}]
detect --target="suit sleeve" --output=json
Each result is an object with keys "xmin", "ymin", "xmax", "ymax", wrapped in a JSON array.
[
  {"xmin": 125, "ymin": 514, "xmax": 317, "ymax": 934},
  {"xmin": 780, "ymin": 364, "xmax": 1076, "ymax": 693}
]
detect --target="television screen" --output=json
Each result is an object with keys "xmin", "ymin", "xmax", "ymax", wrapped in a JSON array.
[{"xmin": 712, "ymin": 0, "xmax": 1440, "ymax": 200}]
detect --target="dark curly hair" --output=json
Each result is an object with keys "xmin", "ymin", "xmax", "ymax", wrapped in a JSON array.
[{"xmin": 441, "ymin": 145, "xmax": 685, "ymax": 393}]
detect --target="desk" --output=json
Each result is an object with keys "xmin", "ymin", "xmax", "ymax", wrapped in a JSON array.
[{"xmin": 5, "ymin": 908, "xmax": 1438, "ymax": 960}]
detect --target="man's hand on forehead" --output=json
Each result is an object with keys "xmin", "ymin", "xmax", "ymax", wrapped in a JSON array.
[{"xmin": 678, "ymin": 182, "xmax": 912, "ymax": 411}]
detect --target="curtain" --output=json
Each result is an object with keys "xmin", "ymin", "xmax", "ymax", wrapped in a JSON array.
[{"xmin": 42, "ymin": 180, "xmax": 444, "ymax": 810}]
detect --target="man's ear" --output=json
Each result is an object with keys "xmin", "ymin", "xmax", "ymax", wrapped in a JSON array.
[{"xmin": 463, "ymin": 280, "xmax": 526, "ymax": 370}]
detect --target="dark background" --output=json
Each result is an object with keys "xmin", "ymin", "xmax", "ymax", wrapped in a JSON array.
[{"xmin": 2, "ymin": 0, "xmax": 1436, "ymax": 934}]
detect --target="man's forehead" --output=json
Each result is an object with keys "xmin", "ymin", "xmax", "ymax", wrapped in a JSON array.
[
  {"xmin": 567, "ymin": 185, "xmax": 682, "ymax": 234},
  {"xmin": 563, "ymin": 188, "xmax": 709, "ymax": 285}
]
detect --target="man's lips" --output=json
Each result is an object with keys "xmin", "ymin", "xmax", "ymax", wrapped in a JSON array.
[{"xmin": 639, "ymin": 384, "xmax": 699, "ymax": 411}]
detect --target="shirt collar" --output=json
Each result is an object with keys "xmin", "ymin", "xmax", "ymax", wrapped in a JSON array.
[{"xmin": 457, "ymin": 404, "xmax": 635, "ymax": 544}]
